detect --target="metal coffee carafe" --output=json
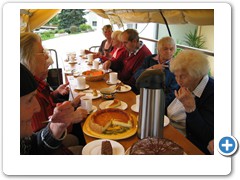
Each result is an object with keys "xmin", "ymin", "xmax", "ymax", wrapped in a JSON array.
[{"xmin": 136, "ymin": 69, "xmax": 165, "ymax": 139}]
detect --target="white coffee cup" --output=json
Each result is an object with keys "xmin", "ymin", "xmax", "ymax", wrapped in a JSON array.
[
  {"xmin": 136, "ymin": 95, "xmax": 140, "ymax": 110},
  {"xmin": 70, "ymin": 52, "xmax": 76, "ymax": 61},
  {"xmin": 87, "ymin": 53, "xmax": 94, "ymax": 64},
  {"xmin": 92, "ymin": 60, "xmax": 99, "ymax": 69},
  {"xmin": 76, "ymin": 76, "xmax": 86, "ymax": 89},
  {"xmin": 109, "ymin": 72, "xmax": 118, "ymax": 84},
  {"xmin": 80, "ymin": 49, "xmax": 85, "ymax": 56},
  {"xmin": 80, "ymin": 96, "xmax": 92, "ymax": 113}
]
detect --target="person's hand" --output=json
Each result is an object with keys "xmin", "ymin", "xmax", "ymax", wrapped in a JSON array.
[
  {"xmin": 175, "ymin": 87, "xmax": 196, "ymax": 113},
  {"xmin": 54, "ymin": 82, "xmax": 69, "ymax": 96},
  {"xmin": 51, "ymin": 101, "xmax": 88, "ymax": 125},
  {"xmin": 103, "ymin": 60, "xmax": 111, "ymax": 70},
  {"xmin": 207, "ymin": 139, "xmax": 214, "ymax": 154},
  {"xmin": 71, "ymin": 93, "xmax": 85, "ymax": 108}
]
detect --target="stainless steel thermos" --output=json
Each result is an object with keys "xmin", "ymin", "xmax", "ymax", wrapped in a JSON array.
[{"xmin": 136, "ymin": 69, "xmax": 165, "ymax": 139}]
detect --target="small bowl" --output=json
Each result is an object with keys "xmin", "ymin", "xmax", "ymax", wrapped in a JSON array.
[{"xmin": 100, "ymin": 87, "xmax": 116, "ymax": 100}]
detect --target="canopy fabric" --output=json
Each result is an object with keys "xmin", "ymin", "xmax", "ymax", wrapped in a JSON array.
[
  {"xmin": 90, "ymin": 9, "xmax": 214, "ymax": 27},
  {"xmin": 20, "ymin": 9, "xmax": 61, "ymax": 32}
]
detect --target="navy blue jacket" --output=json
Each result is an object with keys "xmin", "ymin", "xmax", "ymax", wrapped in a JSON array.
[
  {"xmin": 186, "ymin": 77, "xmax": 214, "ymax": 154},
  {"xmin": 134, "ymin": 54, "xmax": 179, "ymax": 107}
]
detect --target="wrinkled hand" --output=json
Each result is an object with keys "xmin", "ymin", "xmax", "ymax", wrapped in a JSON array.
[
  {"xmin": 103, "ymin": 60, "xmax": 111, "ymax": 70},
  {"xmin": 55, "ymin": 82, "xmax": 69, "ymax": 96},
  {"xmin": 71, "ymin": 93, "xmax": 85, "ymax": 108},
  {"xmin": 175, "ymin": 87, "xmax": 196, "ymax": 112},
  {"xmin": 51, "ymin": 101, "xmax": 88, "ymax": 126}
]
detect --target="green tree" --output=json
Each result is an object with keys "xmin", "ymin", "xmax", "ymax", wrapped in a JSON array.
[
  {"xmin": 58, "ymin": 9, "xmax": 87, "ymax": 29},
  {"xmin": 45, "ymin": 15, "xmax": 59, "ymax": 26}
]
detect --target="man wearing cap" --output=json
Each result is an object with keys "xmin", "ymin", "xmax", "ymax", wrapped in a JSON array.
[{"xmin": 20, "ymin": 64, "xmax": 83, "ymax": 154}]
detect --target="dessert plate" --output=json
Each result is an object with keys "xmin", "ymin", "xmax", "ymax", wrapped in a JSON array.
[
  {"xmin": 82, "ymin": 139, "xmax": 125, "ymax": 155},
  {"xmin": 99, "ymin": 100, "xmax": 128, "ymax": 110},
  {"xmin": 82, "ymin": 90, "xmax": 101, "ymax": 99},
  {"xmin": 109, "ymin": 84, "xmax": 131, "ymax": 93},
  {"xmin": 131, "ymin": 104, "xmax": 139, "ymax": 113}
]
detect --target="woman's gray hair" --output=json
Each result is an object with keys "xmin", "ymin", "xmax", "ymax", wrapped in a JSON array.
[
  {"xmin": 20, "ymin": 32, "xmax": 41, "ymax": 74},
  {"xmin": 170, "ymin": 50, "xmax": 209, "ymax": 78},
  {"xmin": 157, "ymin": 36, "xmax": 176, "ymax": 50}
]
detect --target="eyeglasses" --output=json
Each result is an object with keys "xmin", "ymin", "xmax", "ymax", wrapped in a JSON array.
[{"xmin": 35, "ymin": 50, "xmax": 48, "ymax": 57}]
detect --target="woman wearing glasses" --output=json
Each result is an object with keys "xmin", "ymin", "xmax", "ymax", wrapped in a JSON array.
[{"xmin": 20, "ymin": 32, "xmax": 88, "ymax": 150}]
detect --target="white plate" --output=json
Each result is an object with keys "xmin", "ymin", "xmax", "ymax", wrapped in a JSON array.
[
  {"xmin": 164, "ymin": 116, "xmax": 170, "ymax": 127},
  {"xmin": 82, "ymin": 90, "xmax": 101, "ymax": 99},
  {"xmin": 106, "ymin": 80, "xmax": 121, "ymax": 85},
  {"xmin": 82, "ymin": 139, "xmax": 125, "ymax": 155},
  {"xmin": 74, "ymin": 84, "xmax": 90, "ymax": 91},
  {"xmin": 99, "ymin": 100, "xmax": 128, "ymax": 110},
  {"xmin": 64, "ymin": 70, "xmax": 72, "ymax": 74},
  {"xmin": 109, "ymin": 84, "xmax": 131, "ymax": 93},
  {"xmin": 89, "ymin": 105, "xmax": 98, "ymax": 114},
  {"xmin": 80, "ymin": 105, "xmax": 97, "ymax": 115},
  {"xmin": 131, "ymin": 104, "xmax": 139, "ymax": 113}
]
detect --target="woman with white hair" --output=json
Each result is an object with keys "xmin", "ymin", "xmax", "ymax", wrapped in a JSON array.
[{"xmin": 168, "ymin": 50, "xmax": 214, "ymax": 154}]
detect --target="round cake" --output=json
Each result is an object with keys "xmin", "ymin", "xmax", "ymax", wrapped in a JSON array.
[
  {"xmin": 89, "ymin": 108, "xmax": 133, "ymax": 134},
  {"xmin": 130, "ymin": 137, "xmax": 184, "ymax": 155}
]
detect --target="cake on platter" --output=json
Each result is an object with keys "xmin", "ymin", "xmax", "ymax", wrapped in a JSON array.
[
  {"xmin": 89, "ymin": 108, "xmax": 133, "ymax": 134},
  {"xmin": 130, "ymin": 137, "xmax": 184, "ymax": 155}
]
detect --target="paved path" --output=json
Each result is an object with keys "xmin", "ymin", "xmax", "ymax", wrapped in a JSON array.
[{"xmin": 42, "ymin": 30, "xmax": 104, "ymax": 67}]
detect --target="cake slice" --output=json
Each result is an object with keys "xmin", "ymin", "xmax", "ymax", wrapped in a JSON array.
[
  {"xmin": 106, "ymin": 99, "xmax": 121, "ymax": 108},
  {"xmin": 101, "ymin": 140, "xmax": 113, "ymax": 155}
]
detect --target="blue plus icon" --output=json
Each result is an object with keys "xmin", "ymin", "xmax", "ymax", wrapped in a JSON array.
[{"xmin": 218, "ymin": 136, "xmax": 238, "ymax": 156}]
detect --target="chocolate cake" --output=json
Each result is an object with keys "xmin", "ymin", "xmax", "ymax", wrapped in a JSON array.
[
  {"xmin": 101, "ymin": 140, "xmax": 113, "ymax": 155},
  {"xmin": 130, "ymin": 137, "xmax": 184, "ymax": 155}
]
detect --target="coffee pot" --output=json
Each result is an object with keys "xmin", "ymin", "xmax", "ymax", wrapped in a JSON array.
[{"xmin": 136, "ymin": 69, "xmax": 165, "ymax": 139}]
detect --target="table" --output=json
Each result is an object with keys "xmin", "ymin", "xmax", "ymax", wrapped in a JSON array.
[{"xmin": 64, "ymin": 57, "xmax": 204, "ymax": 155}]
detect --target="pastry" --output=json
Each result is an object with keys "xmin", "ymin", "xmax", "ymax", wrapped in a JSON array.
[
  {"xmin": 106, "ymin": 99, "xmax": 121, "ymax": 108},
  {"xmin": 101, "ymin": 140, "xmax": 113, "ymax": 155},
  {"xmin": 130, "ymin": 137, "xmax": 184, "ymax": 155},
  {"xmin": 89, "ymin": 109, "xmax": 133, "ymax": 134},
  {"xmin": 92, "ymin": 89, "xmax": 98, "ymax": 96}
]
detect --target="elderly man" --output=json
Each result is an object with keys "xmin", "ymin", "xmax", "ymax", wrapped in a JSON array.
[
  {"xmin": 103, "ymin": 29, "xmax": 152, "ymax": 93},
  {"xmin": 134, "ymin": 37, "xmax": 179, "ymax": 106}
]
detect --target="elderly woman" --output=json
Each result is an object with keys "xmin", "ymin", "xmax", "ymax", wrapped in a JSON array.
[
  {"xmin": 134, "ymin": 37, "xmax": 179, "ymax": 106},
  {"xmin": 84, "ymin": 24, "xmax": 113, "ymax": 58},
  {"xmin": 98, "ymin": 24, "xmax": 113, "ymax": 56},
  {"xmin": 168, "ymin": 50, "xmax": 214, "ymax": 154},
  {"xmin": 20, "ymin": 32, "xmax": 87, "ymax": 146},
  {"xmin": 102, "ymin": 30, "xmax": 128, "ymax": 68}
]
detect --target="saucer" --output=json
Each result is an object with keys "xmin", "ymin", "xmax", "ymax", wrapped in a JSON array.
[
  {"xmin": 74, "ymin": 84, "xmax": 90, "ymax": 91},
  {"xmin": 89, "ymin": 105, "xmax": 97, "ymax": 114},
  {"xmin": 131, "ymin": 104, "xmax": 139, "ymax": 113},
  {"xmin": 106, "ymin": 80, "xmax": 121, "ymax": 85},
  {"xmin": 69, "ymin": 61, "xmax": 77, "ymax": 64}
]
